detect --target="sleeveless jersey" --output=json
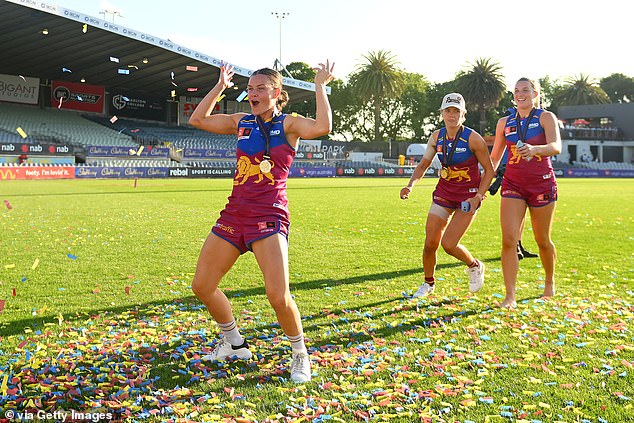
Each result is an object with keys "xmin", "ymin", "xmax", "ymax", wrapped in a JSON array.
[
  {"xmin": 435, "ymin": 126, "xmax": 480, "ymax": 192},
  {"xmin": 223, "ymin": 113, "xmax": 295, "ymax": 218},
  {"xmin": 503, "ymin": 108, "xmax": 555, "ymax": 185}
]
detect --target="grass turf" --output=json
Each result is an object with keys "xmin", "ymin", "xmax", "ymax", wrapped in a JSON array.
[{"xmin": 0, "ymin": 177, "xmax": 632, "ymax": 422}]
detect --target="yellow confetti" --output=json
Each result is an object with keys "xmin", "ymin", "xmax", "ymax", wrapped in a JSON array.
[
  {"xmin": 31, "ymin": 258, "xmax": 40, "ymax": 270},
  {"xmin": 218, "ymin": 94, "xmax": 226, "ymax": 102},
  {"xmin": 82, "ymin": 24, "xmax": 87, "ymax": 33},
  {"xmin": 136, "ymin": 146, "xmax": 144, "ymax": 156},
  {"xmin": 4, "ymin": 264, "xmax": 15, "ymax": 269},
  {"xmin": 16, "ymin": 127, "xmax": 27, "ymax": 139},
  {"xmin": 1, "ymin": 374, "xmax": 8, "ymax": 396}
]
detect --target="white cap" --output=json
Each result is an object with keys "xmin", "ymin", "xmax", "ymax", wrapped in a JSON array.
[{"xmin": 440, "ymin": 93, "xmax": 466, "ymax": 112}]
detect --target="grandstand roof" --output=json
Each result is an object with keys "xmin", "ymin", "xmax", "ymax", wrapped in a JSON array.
[{"xmin": 0, "ymin": 0, "xmax": 318, "ymax": 104}]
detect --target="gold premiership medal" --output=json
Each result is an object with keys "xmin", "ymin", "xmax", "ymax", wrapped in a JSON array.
[
  {"xmin": 440, "ymin": 167, "xmax": 449, "ymax": 179},
  {"xmin": 259, "ymin": 159, "xmax": 272, "ymax": 173}
]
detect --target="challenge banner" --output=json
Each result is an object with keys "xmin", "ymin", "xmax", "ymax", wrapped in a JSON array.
[
  {"xmin": 52, "ymin": 80, "xmax": 105, "ymax": 113},
  {"xmin": 0, "ymin": 74, "xmax": 40, "ymax": 104}
]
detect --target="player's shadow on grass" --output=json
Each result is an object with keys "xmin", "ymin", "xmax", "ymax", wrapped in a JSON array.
[{"xmin": 0, "ymin": 263, "xmax": 459, "ymax": 337}]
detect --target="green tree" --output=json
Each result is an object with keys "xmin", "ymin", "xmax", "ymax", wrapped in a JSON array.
[
  {"xmin": 381, "ymin": 72, "xmax": 430, "ymax": 142},
  {"xmin": 456, "ymin": 57, "xmax": 506, "ymax": 135},
  {"xmin": 551, "ymin": 74, "xmax": 610, "ymax": 110},
  {"xmin": 285, "ymin": 61, "xmax": 316, "ymax": 82},
  {"xmin": 350, "ymin": 50, "xmax": 404, "ymax": 141},
  {"xmin": 600, "ymin": 73, "xmax": 634, "ymax": 103},
  {"xmin": 285, "ymin": 61, "xmax": 318, "ymax": 119}
]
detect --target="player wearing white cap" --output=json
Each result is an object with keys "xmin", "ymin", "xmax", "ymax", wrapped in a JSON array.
[{"xmin": 400, "ymin": 93, "xmax": 495, "ymax": 298}]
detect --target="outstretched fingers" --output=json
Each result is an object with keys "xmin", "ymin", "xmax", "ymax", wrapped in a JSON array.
[
  {"xmin": 219, "ymin": 62, "xmax": 235, "ymax": 88},
  {"xmin": 314, "ymin": 59, "xmax": 335, "ymax": 85}
]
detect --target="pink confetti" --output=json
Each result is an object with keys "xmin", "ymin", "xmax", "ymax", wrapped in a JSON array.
[
  {"xmin": 58, "ymin": 96, "xmax": 64, "ymax": 109},
  {"xmin": 110, "ymin": 116, "xmax": 118, "ymax": 123},
  {"xmin": 0, "ymin": 299, "xmax": 4, "ymax": 314},
  {"xmin": 186, "ymin": 65, "xmax": 198, "ymax": 72},
  {"xmin": 4, "ymin": 200, "xmax": 12, "ymax": 210}
]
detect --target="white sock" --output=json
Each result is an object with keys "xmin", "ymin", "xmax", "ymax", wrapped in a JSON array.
[
  {"xmin": 288, "ymin": 333, "xmax": 307, "ymax": 354},
  {"xmin": 217, "ymin": 320, "xmax": 244, "ymax": 346}
]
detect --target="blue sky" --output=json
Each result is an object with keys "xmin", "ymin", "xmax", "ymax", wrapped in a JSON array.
[{"xmin": 48, "ymin": 0, "xmax": 632, "ymax": 90}]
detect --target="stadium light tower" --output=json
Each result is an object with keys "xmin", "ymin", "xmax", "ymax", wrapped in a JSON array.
[{"xmin": 271, "ymin": 11, "xmax": 289, "ymax": 71}]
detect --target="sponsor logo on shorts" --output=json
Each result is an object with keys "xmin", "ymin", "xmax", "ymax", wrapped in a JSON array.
[
  {"xmin": 214, "ymin": 223, "xmax": 235, "ymax": 234},
  {"xmin": 536, "ymin": 193, "xmax": 552, "ymax": 202},
  {"xmin": 501, "ymin": 189, "xmax": 520, "ymax": 197},
  {"xmin": 257, "ymin": 221, "xmax": 276, "ymax": 231}
]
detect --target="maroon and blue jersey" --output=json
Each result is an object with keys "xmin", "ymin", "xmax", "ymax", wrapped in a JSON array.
[
  {"xmin": 223, "ymin": 113, "xmax": 295, "ymax": 218},
  {"xmin": 433, "ymin": 126, "xmax": 481, "ymax": 206},
  {"xmin": 503, "ymin": 108, "xmax": 555, "ymax": 186}
]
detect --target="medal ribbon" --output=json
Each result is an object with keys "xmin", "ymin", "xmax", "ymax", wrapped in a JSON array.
[
  {"xmin": 441, "ymin": 125, "xmax": 463, "ymax": 168},
  {"xmin": 255, "ymin": 113, "xmax": 279, "ymax": 163},
  {"xmin": 516, "ymin": 107, "xmax": 536, "ymax": 143}
]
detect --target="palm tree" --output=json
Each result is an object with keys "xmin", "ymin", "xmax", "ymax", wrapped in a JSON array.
[
  {"xmin": 456, "ymin": 58, "xmax": 506, "ymax": 134},
  {"xmin": 552, "ymin": 74, "xmax": 610, "ymax": 108},
  {"xmin": 351, "ymin": 50, "xmax": 403, "ymax": 141}
]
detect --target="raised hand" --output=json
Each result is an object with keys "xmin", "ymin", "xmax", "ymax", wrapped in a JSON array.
[
  {"xmin": 314, "ymin": 60, "xmax": 335, "ymax": 85},
  {"xmin": 219, "ymin": 63, "xmax": 235, "ymax": 89}
]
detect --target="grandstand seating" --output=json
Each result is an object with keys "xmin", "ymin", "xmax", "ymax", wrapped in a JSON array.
[
  {"xmin": 181, "ymin": 160, "xmax": 234, "ymax": 168},
  {"xmin": 86, "ymin": 116, "xmax": 236, "ymax": 149},
  {"xmin": 572, "ymin": 161, "xmax": 634, "ymax": 170},
  {"xmin": 334, "ymin": 160, "xmax": 402, "ymax": 168},
  {"xmin": 0, "ymin": 103, "xmax": 134, "ymax": 147},
  {"xmin": 0, "ymin": 127, "xmax": 24, "ymax": 143},
  {"xmin": 85, "ymin": 159, "xmax": 169, "ymax": 168}
]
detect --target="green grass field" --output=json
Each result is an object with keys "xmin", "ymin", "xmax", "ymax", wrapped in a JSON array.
[{"xmin": 0, "ymin": 178, "xmax": 632, "ymax": 422}]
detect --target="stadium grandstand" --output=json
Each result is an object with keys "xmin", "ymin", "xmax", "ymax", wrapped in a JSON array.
[
  {"xmin": 0, "ymin": 0, "xmax": 339, "ymax": 179},
  {"xmin": 1, "ymin": 0, "xmax": 632, "ymax": 180}
]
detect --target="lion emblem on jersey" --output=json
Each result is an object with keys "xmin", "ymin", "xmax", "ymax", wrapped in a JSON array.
[
  {"xmin": 234, "ymin": 156, "xmax": 275, "ymax": 186},
  {"xmin": 446, "ymin": 167, "xmax": 471, "ymax": 182},
  {"xmin": 509, "ymin": 145, "xmax": 542, "ymax": 164}
]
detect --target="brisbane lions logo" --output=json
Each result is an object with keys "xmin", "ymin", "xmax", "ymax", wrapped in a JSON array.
[
  {"xmin": 234, "ymin": 156, "xmax": 275, "ymax": 186},
  {"xmin": 446, "ymin": 167, "xmax": 471, "ymax": 182}
]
